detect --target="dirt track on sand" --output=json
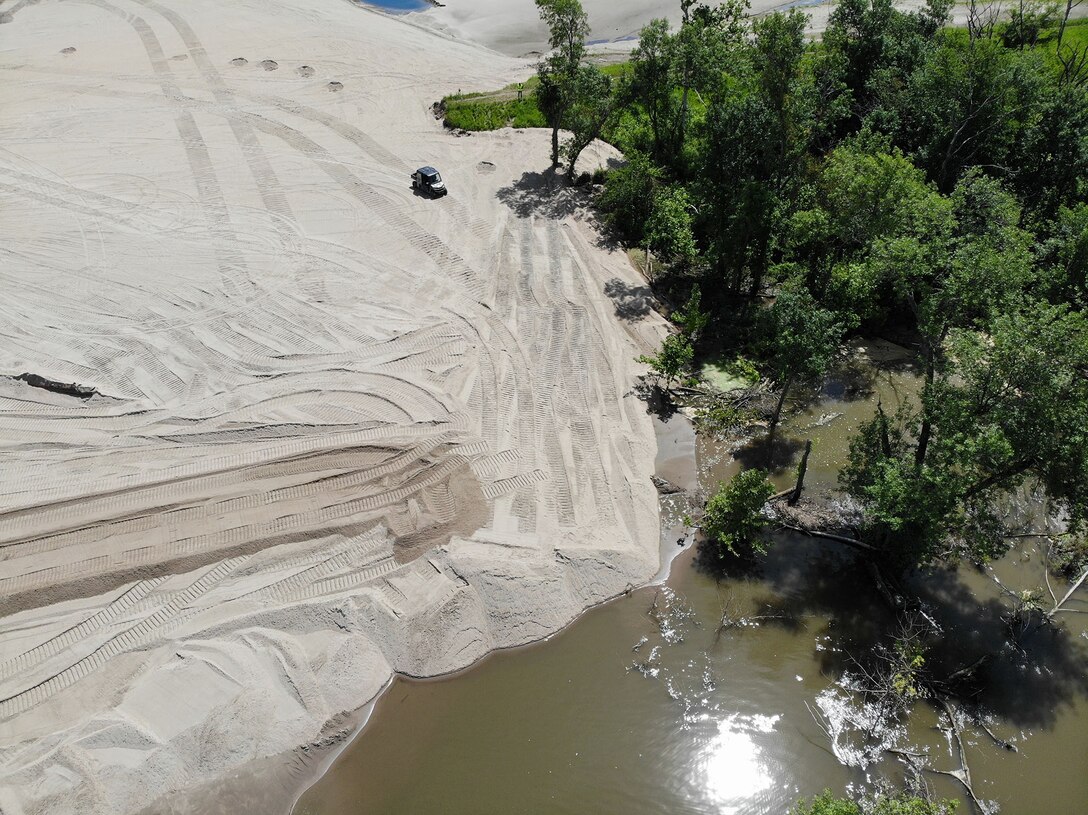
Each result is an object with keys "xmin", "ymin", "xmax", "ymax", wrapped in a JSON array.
[{"xmin": 0, "ymin": 1, "xmax": 664, "ymax": 812}]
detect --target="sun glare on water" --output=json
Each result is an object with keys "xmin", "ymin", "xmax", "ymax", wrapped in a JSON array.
[{"xmin": 700, "ymin": 714, "xmax": 780, "ymax": 812}]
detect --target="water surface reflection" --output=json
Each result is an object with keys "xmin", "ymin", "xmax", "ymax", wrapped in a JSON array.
[{"xmin": 295, "ymin": 346, "xmax": 1087, "ymax": 815}]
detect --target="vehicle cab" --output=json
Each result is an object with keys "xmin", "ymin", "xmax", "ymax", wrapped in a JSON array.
[{"xmin": 412, "ymin": 166, "xmax": 447, "ymax": 197}]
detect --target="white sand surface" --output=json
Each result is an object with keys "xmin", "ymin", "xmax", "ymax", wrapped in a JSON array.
[
  {"xmin": 422, "ymin": 0, "xmax": 842, "ymax": 55},
  {"xmin": 420, "ymin": 0, "xmax": 1045, "ymax": 57},
  {"xmin": 0, "ymin": 1, "xmax": 666, "ymax": 812}
]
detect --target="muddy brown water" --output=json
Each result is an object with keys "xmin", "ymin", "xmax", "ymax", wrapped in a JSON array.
[{"xmin": 294, "ymin": 342, "xmax": 1088, "ymax": 815}]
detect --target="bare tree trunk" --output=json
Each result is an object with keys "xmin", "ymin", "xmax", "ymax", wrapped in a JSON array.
[
  {"xmin": 550, "ymin": 125, "xmax": 560, "ymax": 168},
  {"xmin": 788, "ymin": 439, "xmax": 812, "ymax": 506},
  {"xmin": 768, "ymin": 374, "xmax": 793, "ymax": 437},
  {"xmin": 914, "ymin": 354, "xmax": 933, "ymax": 467},
  {"xmin": 876, "ymin": 401, "xmax": 892, "ymax": 458},
  {"xmin": 1058, "ymin": 0, "xmax": 1085, "ymax": 48}
]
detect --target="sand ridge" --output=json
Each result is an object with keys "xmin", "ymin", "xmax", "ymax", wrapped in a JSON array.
[
  {"xmin": 420, "ymin": 0, "xmax": 1054, "ymax": 57},
  {"xmin": 0, "ymin": 1, "xmax": 664, "ymax": 812}
]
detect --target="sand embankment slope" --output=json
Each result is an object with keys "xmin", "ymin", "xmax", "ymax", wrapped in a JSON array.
[
  {"xmin": 0, "ymin": 1, "xmax": 664, "ymax": 812},
  {"xmin": 422, "ymin": 0, "xmax": 1076, "ymax": 57}
]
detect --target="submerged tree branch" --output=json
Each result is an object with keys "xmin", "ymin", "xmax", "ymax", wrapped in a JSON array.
[
  {"xmin": 775, "ymin": 522, "xmax": 877, "ymax": 553},
  {"xmin": 1047, "ymin": 565, "xmax": 1088, "ymax": 620}
]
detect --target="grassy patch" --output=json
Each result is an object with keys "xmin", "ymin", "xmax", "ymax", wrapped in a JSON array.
[
  {"xmin": 441, "ymin": 78, "xmax": 546, "ymax": 131},
  {"xmin": 440, "ymin": 64, "xmax": 633, "ymax": 134},
  {"xmin": 443, "ymin": 94, "xmax": 546, "ymax": 131},
  {"xmin": 1043, "ymin": 18, "xmax": 1088, "ymax": 51}
]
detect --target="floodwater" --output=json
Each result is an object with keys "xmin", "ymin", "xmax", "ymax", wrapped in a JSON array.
[
  {"xmin": 356, "ymin": 0, "xmax": 431, "ymax": 14},
  {"xmin": 295, "ymin": 341, "xmax": 1088, "ymax": 815}
]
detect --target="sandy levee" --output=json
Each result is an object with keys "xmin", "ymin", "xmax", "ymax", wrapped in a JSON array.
[
  {"xmin": 420, "ymin": 0, "xmax": 1050, "ymax": 57},
  {"xmin": 0, "ymin": 0, "xmax": 667, "ymax": 813}
]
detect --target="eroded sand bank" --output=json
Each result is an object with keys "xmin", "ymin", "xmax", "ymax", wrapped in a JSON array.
[
  {"xmin": 0, "ymin": 1, "xmax": 664, "ymax": 812},
  {"xmin": 420, "ymin": 0, "xmax": 1065, "ymax": 58}
]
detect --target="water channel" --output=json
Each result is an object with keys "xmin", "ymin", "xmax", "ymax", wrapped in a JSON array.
[{"xmin": 295, "ymin": 341, "xmax": 1088, "ymax": 815}]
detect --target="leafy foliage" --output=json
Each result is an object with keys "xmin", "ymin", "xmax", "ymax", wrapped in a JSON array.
[
  {"xmin": 458, "ymin": 3, "xmax": 1088, "ymax": 574},
  {"xmin": 673, "ymin": 285, "xmax": 710, "ymax": 340},
  {"xmin": 596, "ymin": 151, "xmax": 661, "ymax": 242},
  {"xmin": 535, "ymin": 0, "xmax": 592, "ymax": 167},
  {"xmin": 637, "ymin": 332, "xmax": 693, "ymax": 387},
  {"xmin": 760, "ymin": 285, "xmax": 852, "ymax": 431},
  {"xmin": 792, "ymin": 790, "xmax": 957, "ymax": 815},
  {"xmin": 843, "ymin": 301, "xmax": 1088, "ymax": 568},
  {"xmin": 702, "ymin": 469, "xmax": 775, "ymax": 557},
  {"xmin": 443, "ymin": 93, "xmax": 546, "ymax": 131},
  {"xmin": 646, "ymin": 186, "xmax": 698, "ymax": 267}
]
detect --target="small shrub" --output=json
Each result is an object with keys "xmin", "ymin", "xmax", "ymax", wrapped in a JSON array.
[
  {"xmin": 792, "ymin": 790, "xmax": 957, "ymax": 815},
  {"xmin": 702, "ymin": 469, "xmax": 775, "ymax": 557},
  {"xmin": 1051, "ymin": 534, "xmax": 1088, "ymax": 578},
  {"xmin": 694, "ymin": 401, "xmax": 756, "ymax": 436},
  {"xmin": 637, "ymin": 332, "xmax": 694, "ymax": 388},
  {"xmin": 673, "ymin": 285, "xmax": 710, "ymax": 341}
]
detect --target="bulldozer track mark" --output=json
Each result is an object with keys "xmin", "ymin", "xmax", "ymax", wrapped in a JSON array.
[
  {"xmin": 0, "ymin": 558, "xmax": 246, "ymax": 719},
  {"xmin": 480, "ymin": 469, "xmax": 547, "ymax": 500}
]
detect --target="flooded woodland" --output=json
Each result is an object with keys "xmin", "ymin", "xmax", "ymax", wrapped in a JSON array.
[{"xmin": 296, "ymin": 342, "xmax": 1088, "ymax": 815}]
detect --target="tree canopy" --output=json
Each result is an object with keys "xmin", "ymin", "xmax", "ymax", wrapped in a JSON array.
[{"xmin": 518, "ymin": 1, "xmax": 1088, "ymax": 572}]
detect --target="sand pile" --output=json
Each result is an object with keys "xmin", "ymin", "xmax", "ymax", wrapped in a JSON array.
[
  {"xmin": 0, "ymin": 1, "xmax": 664, "ymax": 812},
  {"xmin": 422, "ymin": 0, "xmax": 1047, "ymax": 57}
]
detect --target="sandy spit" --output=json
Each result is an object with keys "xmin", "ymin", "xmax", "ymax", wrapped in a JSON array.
[
  {"xmin": 0, "ymin": 0, "xmax": 667, "ymax": 812},
  {"xmin": 419, "ymin": 0, "xmax": 1071, "ymax": 57}
]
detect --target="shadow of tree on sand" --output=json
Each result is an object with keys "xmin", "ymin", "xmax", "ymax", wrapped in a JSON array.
[
  {"xmin": 496, "ymin": 170, "xmax": 584, "ymax": 219},
  {"xmin": 631, "ymin": 379, "xmax": 677, "ymax": 421},
  {"xmin": 604, "ymin": 277, "xmax": 654, "ymax": 321}
]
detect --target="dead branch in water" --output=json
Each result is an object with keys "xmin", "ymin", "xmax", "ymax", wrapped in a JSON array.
[
  {"xmin": 775, "ymin": 522, "xmax": 876, "ymax": 553},
  {"xmin": 930, "ymin": 699, "xmax": 990, "ymax": 814},
  {"xmin": 1047, "ymin": 564, "xmax": 1088, "ymax": 620},
  {"xmin": 804, "ymin": 700, "xmax": 836, "ymax": 751},
  {"xmin": 715, "ymin": 593, "xmax": 792, "ymax": 643},
  {"xmin": 973, "ymin": 714, "xmax": 1018, "ymax": 753}
]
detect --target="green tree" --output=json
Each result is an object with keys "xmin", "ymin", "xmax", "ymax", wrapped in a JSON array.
[
  {"xmin": 638, "ymin": 331, "xmax": 694, "ymax": 388},
  {"xmin": 843, "ymin": 300, "xmax": 1088, "ymax": 568},
  {"xmin": 535, "ymin": 0, "xmax": 591, "ymax": 167},
  {"xmin": 894, "ymin": 37, "xmax": 1043, "ymax": 193},
  {"xmin": 674, "ymin": 284, "xmax": 710, "ymax": 341},
  {"xmin": 1001, "ymin": 0, "xmax": 1058, "ymax": 49},
  {"xmin": 1009, "ymin": 83, "xmax": 1088, "ymax": 220},
  {"xmin": 645, "ymin": 185, "xmax": 698, "ymax": 274},
  {"xmin": 702, "ymin": 469, "xmax": 775, "ymax": 557},
  {"xmin": 629, "ymin": 18, "xmax": 681, "ymax": 164},
  {"xmin": 671, "ymin": 0, "xmax": 750, "ymax": 157},
  {"xmin": 762, "ymin": 286, "xmax": 850, "ymax": 435},
  {"xmin": 780, "ymin": 143, "xmax": 952, "ymax": 322},
  {"xmin": 561, "ymin": 66, "xmax": 615, "ymax": 176},
  {"xmin": 1039, "ymin": 202, "xmax": 1088, "ymax": 308},
  {"xmin": 814, "ymin": 0, "xmax": 951, "ymax": 143},
  {"xmin": 597, "ymin": 152, "xmax": 661, "ymax": 243},
  {"xmin": 699, "ymin": 10, "xmax": 809, "ymax": 297}
]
